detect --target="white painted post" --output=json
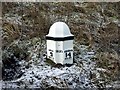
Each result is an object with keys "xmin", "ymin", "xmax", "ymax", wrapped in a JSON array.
[{"xmin": 46, "ymin": 22, "xmax": 74, "ymax": 64}]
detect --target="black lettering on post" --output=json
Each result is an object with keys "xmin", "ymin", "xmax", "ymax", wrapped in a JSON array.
[
  {"xmin": 65, "ymin": 52, "xmax": 72, "ymax": 59},
  {"xmin": 50, "ymin": 51, "xmax": 53, "ymax": 57},
  {"xmin": 56, "ymin": 50, "xmax": 63, "ymax": 53},
  {"xmin": 68, "ymin": 52, "xmax": 71, "ymax": 58}
]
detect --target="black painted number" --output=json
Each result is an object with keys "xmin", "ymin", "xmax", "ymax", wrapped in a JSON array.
[
  {"xmin": 50, "ymin": 51, "xmax": 53, "ymax": 57},
  {"xmin": 65, "ymin": 52, "xmax": 71, "ymax": 59}
]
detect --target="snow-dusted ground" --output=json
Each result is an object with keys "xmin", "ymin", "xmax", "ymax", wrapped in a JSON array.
[
  {"xmin": 2, "ymin": 41, "xmax": 99, "ymax": 89},
  {"xmin": 2, "ymin": 39, "xmax": 118, "ymax": 89}
]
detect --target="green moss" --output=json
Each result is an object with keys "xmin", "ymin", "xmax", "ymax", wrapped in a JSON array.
[{"xmin": 45, "ymin": 58, "xmax": 56, "ymax": 66}]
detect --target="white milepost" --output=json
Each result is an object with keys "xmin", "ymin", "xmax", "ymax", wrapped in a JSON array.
[{"xmin": 46, "ymin": 22, "xmax": 74, "ymax": 64}]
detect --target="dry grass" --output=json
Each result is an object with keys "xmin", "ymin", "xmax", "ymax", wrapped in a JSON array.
[
  {"xmin": 2, "ymin": 21, "xmax": 21, "ymax": 47},
  {"xmin": 95, "ymin": 50, "xmax": 120, "ymax": 81}
]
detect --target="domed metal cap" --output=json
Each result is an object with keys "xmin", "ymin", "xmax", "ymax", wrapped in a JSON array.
[{"xmin": 46, "ymin": 22, "xmax": 74, "ymax": 41}]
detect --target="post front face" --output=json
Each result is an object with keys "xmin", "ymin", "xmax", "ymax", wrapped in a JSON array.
[
  {"xmin": 47, "ymin": 40, "xmax": 56, "ymax": 63},
  {"xmin": 47, "ymin": 39, "xmax": 73, "ymax": 64},
  {"xmin": 55, "ymin": 41, "xmax": 64, "ymax": 64},
  {"xmin": 63, "ymin": 40, "xmax": 73, "ymax": 64}
]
